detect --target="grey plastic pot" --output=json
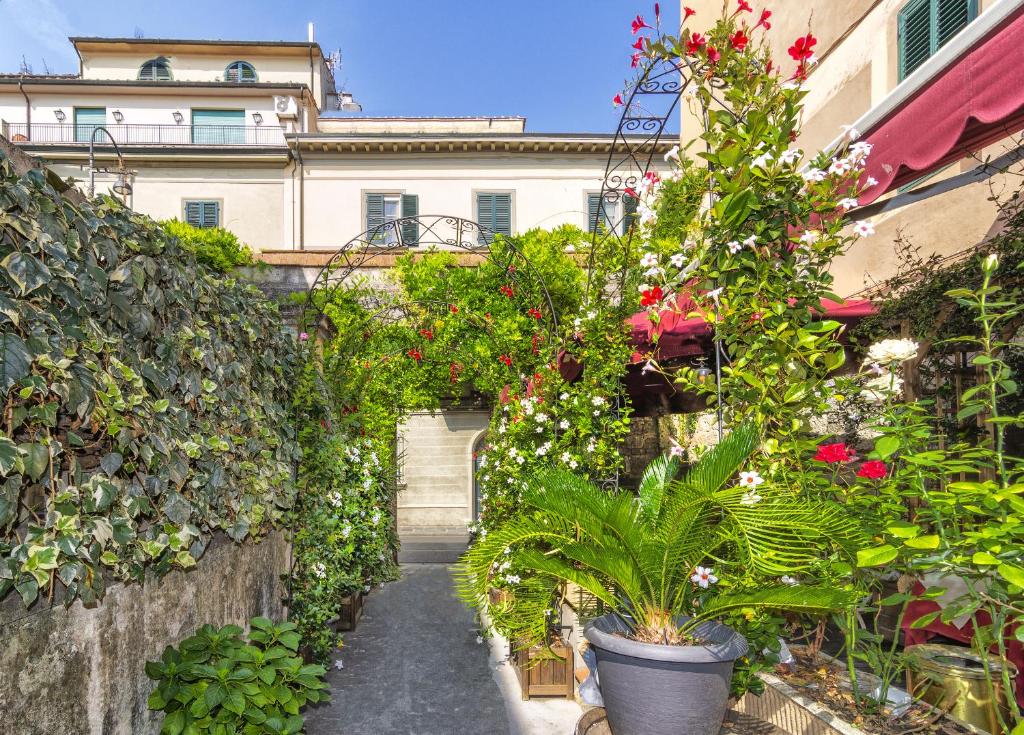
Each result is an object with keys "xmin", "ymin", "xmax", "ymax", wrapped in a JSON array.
[{"xmin": 583, "ymin": 614, "xmax": 749, "ymax": 735}]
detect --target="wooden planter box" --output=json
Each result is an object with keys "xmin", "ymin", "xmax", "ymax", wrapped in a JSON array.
[
  {"xmin": 513, "ymin": 640, "xmax": 575, "ymax": 700},
  {"xmin": 335, "ymin": 591, "xmax": 364, "ymax": 632}
]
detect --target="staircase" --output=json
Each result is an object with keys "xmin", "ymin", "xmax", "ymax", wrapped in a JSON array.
[{"xmin": 397, "ymin": 528, "xmax": 470, "ymax": 564}]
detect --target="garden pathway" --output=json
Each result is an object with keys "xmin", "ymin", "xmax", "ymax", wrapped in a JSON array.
[{"xmin": 305, "ymin": 563, "xmax": 582, "ymax": 735}]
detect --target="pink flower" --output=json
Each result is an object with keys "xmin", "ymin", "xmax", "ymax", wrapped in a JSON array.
[
  {"xmin": 631, "ymin": 14, "xmax": 651, "ymax": 34},
  {"xmin": 857, "ymin": 460, "xmax": 888, "ymax": 479},
  {"xmin": 298, "ymin": 332, "xmax": 309, "ymax": 342},
  {"xmin": 814, "ymin": 442, "xmax": 853, "ymax": 464}
]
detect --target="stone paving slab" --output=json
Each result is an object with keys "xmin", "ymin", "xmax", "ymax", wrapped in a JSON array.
[{"xmin": 305, "ymin": 564, "xmax": 582, "ymax": 735}]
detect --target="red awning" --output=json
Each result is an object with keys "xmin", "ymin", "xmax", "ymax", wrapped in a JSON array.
[
  {"xmin": 629, "ymin": 295, "xmax": 876, "ymax": 363},
  {"xmin": 859, "ymin": 7, "xmax": 1024, "ymax": 205}
]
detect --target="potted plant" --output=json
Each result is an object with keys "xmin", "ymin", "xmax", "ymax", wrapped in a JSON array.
[{"xmin": 460, "ymin": 423, "xmax": 863, "ymax": 735}]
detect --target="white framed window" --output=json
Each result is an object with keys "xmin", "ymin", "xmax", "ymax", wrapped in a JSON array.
[{"xmin": 184, "ymin": 200, "xmax": 220, "ymax": 229}]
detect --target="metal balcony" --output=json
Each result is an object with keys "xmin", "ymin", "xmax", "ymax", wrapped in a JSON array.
[{"xmin": 3, "ymin": 122, "xmax": 287, "ymax": 147}]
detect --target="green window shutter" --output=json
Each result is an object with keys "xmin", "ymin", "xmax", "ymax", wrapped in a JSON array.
[
  {"xmin": 400, "ymin": 194, "xmax": 419, "ymax": 245},
  {"xmin": 477, "ymin": 193, "xmax": 512, "ymax": 243},
  {"xmin": 493, "ymin": 194, "xmax": 512, "ymax": 236},
  {"xmin": 184, "ymin": 201, "xmax": 219, "ymax": 228},
  {"xmin": 74, "ymin": 107, "xmax": 106, "ymax": 143},
  {"xmin": 225, "ymin": 61, "xmax": 257, "ymax": 83},
  {"xmin": 587, "ymin": 194, "xmax": 602, "ymax": 233},
  {"xmin": 477, "ymin": 193, "xmax": 495, "ymax": 243},
  {"xmin": 191, "ymin": 109, "xmax": 246, "ymax": 145},
  {"xmin": 366, "ymin": 193, "xmax": 385, "ymax": 241},
  {"xmin": 937, "ymin": 0, "xmax": 976, "ymax": 46},
  {"xmin": 899, "ymin": 0, "xmax": 977, "ymax": 80},
  {"xmin": 622, "ymin": 194, "xmax": 639, "ymax": 233}
]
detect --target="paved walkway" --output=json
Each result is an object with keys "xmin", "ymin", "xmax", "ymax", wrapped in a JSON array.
[{"xmin": 305, "ymin": 564, "xmax": 582, "ymax": 735}]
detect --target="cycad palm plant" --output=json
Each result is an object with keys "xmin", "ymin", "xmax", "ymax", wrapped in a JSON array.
[{"xmin": 459, "ymin": 423, "xmax": 864, "ymax": 648}]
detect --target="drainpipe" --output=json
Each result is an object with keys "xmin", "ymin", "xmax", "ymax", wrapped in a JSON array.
[
  {"xmin": 293, "ymin": 141, "xmax": 305, "ymax": 250},
  {"xmin": 18, "ymin": 77, "xmax": 30, "ymax": 139}
]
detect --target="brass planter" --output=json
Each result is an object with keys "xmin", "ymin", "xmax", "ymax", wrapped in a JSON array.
[{"xmin": 906, "ymin": 643, "xmax": 1018, "ymax": 734}]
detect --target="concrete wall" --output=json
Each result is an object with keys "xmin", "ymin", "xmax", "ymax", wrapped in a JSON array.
[
  {"xmin": 397, "ymin": 409, "xmax": 489, "ymax": 534},
  {"xmin": 0, "ymin": 532, "xmax": 290, "ymax": 735}
]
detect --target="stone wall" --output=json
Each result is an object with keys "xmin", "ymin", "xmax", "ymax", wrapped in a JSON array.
[{"xmin": 0, "ymin": 532, "xmax": 290, "ymax": 735}]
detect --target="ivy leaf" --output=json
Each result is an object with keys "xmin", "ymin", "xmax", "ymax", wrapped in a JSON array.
[
  {"xmin": 0, "ymin": 437, "xmax": 23, "ymax": 476},
  {"xmin": 0, "ymin": 332, "xmax": 31, "ymax": 394},
  {"xmin": 100, "ymin": 452, "xmax": 123, "ymax": 476},
  {"xmin": 2, "ymin": 251, "xmax": 52, "ymax": 295},
  {"xmin": 19, "ymin": 442, "xmax": 49, "ymax": 482}
]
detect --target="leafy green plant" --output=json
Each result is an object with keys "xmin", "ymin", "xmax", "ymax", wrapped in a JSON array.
[
  {"xmin": 160, "ymin": 219, "xmax": 256, "ymax": 273},
  {"xmin": 0, "ymin": 152, "xmax": 298, "ymax": 608},
  {"xmin": 146, "ymin": 617, "xmax": 328, "ymax": 735},
  {"xmin": 459, "ymin": 423, "xmax": 863, "ymax": 658}
]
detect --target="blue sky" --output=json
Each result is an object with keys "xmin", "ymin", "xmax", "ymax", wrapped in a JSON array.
[{"xmin": 0, "ymin": 0, "xmax": 679, "ymax": 133}]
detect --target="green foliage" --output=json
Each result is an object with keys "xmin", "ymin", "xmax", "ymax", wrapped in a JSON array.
[
  {"xmin": 459, "ymin": 423, "xmax": 862, "ymax": 651},
  {"xmin": 160, "ymin": 219, "xmax": 255, "ymax": 273},
  {"xmin": 145, "ymin": 617, "xmax": 328, "ymax": 735},
  {"xmin": 0, "ymin": 150, "xmax": 299, "ymax": 607}
]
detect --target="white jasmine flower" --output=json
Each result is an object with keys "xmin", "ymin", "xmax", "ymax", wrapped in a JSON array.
[
  {"xmin": 559, "ymin": 419, "xmax": 570, "ymax": 430},
  {"xmin": 504, "ymin": 574, "xmax": 521, "ymax": 585},
  {"xmin": 669, "ymin": 253, "xmax": 687, "ymax": 268},
  {"xmin": 779, "ymin": 148, "xmax": 802, "ymax": 165},
  {"xmin": 560, "ymin": 451, "xmax": 572, "ymax": 463},
  {"xmin": 371, "ymin": 512, "xmax": 381, "ymax": 525},
  {"xmin": 568, "ymin": 459, "xmax": 579, "ymax": 470},
  {"xmin": 536, "ymin": 441, "xmax": 552, "ymax": 457},
  {"xmin": 866, "ymin": 338, "xmax": 919, "ymax": 364},
  {"xmin": 829, "ymin": 158, "xmax": 853, "ymax": 176},
  {"xmin": 743, "ymin": 235, "xmax": 757, "ymax": 249},
  {"xmin": 781, "ymin": 576, "xmax": 800, "ymax": 586},
  {"xmin": 640, "ymin": 252, "xmax": 659, "ymax": 268},
  {"xmin": 312, "ymin": 562, "xmax": 326, "ymax": 579},
  {"xmin": 849, "ymin": 141, "xmax": 872, "ymax": 159},
  {"xmin": 801, "ymin": 169, "xmax": 827, "ymax": 183},
  {"xmin": 799, "ymin": 230, "xmax": 819, "ymax": 246},
  {"xmin": 727, "ymin": 240, "xmax": 742, "ymax": 254},
  {"xmin": 841, "ymin": 124, "xmax": 860, "ymax": 141},
  {"xmin": 664, "ymin": 144, "xmax": 681, "ymax": 163},
  {"xmin": 504, "ymin": 546, "xmax": 512, "ymax": 555},
  {"xmin": 691, "ymin": 566, "xmax": 718, "ymax": 588},
  {"xmin": 865, "ymin": 175, "xmax": 878, "ymax": 187},
  {"xmin": 853, "ymin": 220, "xmax": 875, "ymax": 237},
  {"xmin": 838, "ymin": 197, "xmax": 859, "ymax": 210},
  {"xmin": 559, "ymin": 392, "xmax": 570, "ymax": 401},
  {"xmin": 739, "ymin": 470, "xmax": 765, "ymax": 487},
  {"xmin": 341, "ymin": 525, "xmax": 352, "ymax": 539},
  {"xmin": 591, "ymin": 396, "xmax": 606, "ymax": 407},
  {"xmin": 741, "ymin": 490, "xmax": 763, "ymax": 506},
  {"xmin": 752, "ymin": 151, "xmax": 774, "ymax": 169},
  {"xmin": 535, "ymin": 412, "xmax": 549, "ymax": 423}
]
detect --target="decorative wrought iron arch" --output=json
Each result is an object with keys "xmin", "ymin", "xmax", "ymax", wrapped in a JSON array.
[{"xmin": 301, "ymin": 214, "xmax": 560, "ymax": 343}]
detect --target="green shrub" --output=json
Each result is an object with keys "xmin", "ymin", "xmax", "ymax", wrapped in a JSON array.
[
  {"xmin": 160, "ymin": 218, "xmax": 255, "ymax": 273},
  {"xmin": 146, "ymin": 617, "xmax": 329, "ymax": 735}
]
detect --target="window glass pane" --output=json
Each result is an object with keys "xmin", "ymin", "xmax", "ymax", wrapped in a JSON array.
[
  {"xmin": 191, "ymin": 109, "xmax": 246, "ymax": 145},
  {"xmin": 74, "ymin": 107, "xmax": 106, "ymax": 143}
]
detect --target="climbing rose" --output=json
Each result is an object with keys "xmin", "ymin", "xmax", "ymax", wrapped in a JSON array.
[
  {"xmin": 866, "ymin": 338, "xmax": 919, "ymax": 364},
  {"xmin": 788, "ymin": 34, "xmax": 817, "ymax": 61},
  {"xmin": 730, "ymin": 30, "xmax": 749, "ymax": 50},
  {"xmin": 857, "ymin": 460, "xmax": 888, "ymax": 479},
  {"xmin": 631, "ymin": 14, "xmax": 651, "ymax": 34},
  {"xmin": 691, "ymin": 566, "xmax": 718, "ymax": 588},
  {"xmin": 756, "ymin": 9, "xmax": 772, "ymax": 29},
  {"xmin": 814, "ymin": 442, "xmax": 852, "ymax": 463},
  {"xmin": 686, "ymin": 32, "xmax": 707, "ymax": 55}
]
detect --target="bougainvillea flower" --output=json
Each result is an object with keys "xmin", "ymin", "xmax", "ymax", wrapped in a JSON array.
[
  {"xmin": 788, "ymin": 34, "xmax": 817, "ymax": 61},
  {"xmin": 736, "ymin": 0, "xmax": 752, "ymax": 13},
  {"xmin": 857, "ymin": 460, "xmax": 888, "ymax": 479},
  {"xmin": 407, "ymin": 348, "xmax": 422, "ymax": 361},
  {"xmin": 683, "ymin": 6, "xmax": 696, "ymax": 21},
  {"xmin": 639, "ymin": 285, "xmax": 664, "ymax": 307},
  {"xmin": 631, "ymin": 14, "xmax": 651, "ymax": 34},
  {"xmin": 756, "ymin": 9, "xmax": 772, "ymax": 29},
  {"xmin": 814, "ymin": 442, "xmax": 853, "ymax": 463},
  {"xmin": 613, "ymin": 93, "xmax": 625, "ymax": 107},
  {"xmin": 691, "ymin": 566, "xmax": 719, "ymax": 588},
  {"xmin": 419, "ymin": 328, "xmax": 434, "ymax": 340},
  {"xmin": 686, "ymin": 32, "xmax": 707, "ymax": 55},
  {"xmin": 632, "ymin": 37, "xmax": 646, "ymax": 51},
  {"xmin": 498, "ymin": 354, "xmax": 513, "ymax": 367},
  {"xmin": 706, "ymin": 45, "xmax": 721, "ymax": 64},
  {"xmin": 730, "ymin": 30, "xmax": 749, "ymax": 51}
]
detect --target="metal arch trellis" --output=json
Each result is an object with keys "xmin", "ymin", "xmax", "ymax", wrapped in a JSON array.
[{"xmin": 300, "ymin": 214, "xmax": 560, "ymax": 345}]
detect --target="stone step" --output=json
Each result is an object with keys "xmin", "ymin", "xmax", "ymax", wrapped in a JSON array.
[{"xmin": 397, "ymin": 534, "xmax": 469, "ymax": 564}]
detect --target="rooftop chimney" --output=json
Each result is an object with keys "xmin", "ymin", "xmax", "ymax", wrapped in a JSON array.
[{"xmin": 308, "ymin": 22, "xmax": 315, "ymax": 42}]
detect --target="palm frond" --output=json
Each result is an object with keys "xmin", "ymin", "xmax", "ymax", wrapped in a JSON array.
[
  {"xmin": 695, "ymin": 585, "xmax": 859, "ymax": 623},
  {"xmin": 679, "ymin": 422, "xmax": 760, "ymax": 496},
  {"xmin": 637, "ymin": 454, "xmax": 680, "ymax": 523}
]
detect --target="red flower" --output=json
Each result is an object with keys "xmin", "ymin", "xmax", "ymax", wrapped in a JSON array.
[
  {"xmin": 449, "ymin": 362, "xmax": 462, "ymax": 383},
  {"xmin": 640, "ymin": 285, "xmax": 664, "ymax": 307},
  {"xmin": 730, "ymin": 30, "xmax": 749, "ymax": 50},
  {"xmin": 686, "ymin": 32, "xmax": 707, "ymax": 55},
  {"xmin": 736, "ymin": 0, "xmax": 752, "ymax": 13},
  {"xmin": 631, "ymin": 14, "xmax": 651, "ymax": 34},
  {"xmin": 507, "ymin": 264, "xmax": 516, "ymax": 273},
  {"xmin": 756, "ymin": 9, "xmax": 772, "ymax": 29},
  {"xmin": 624, "ymin": 186, "xmax": 639, "ymax": 198},
  {"xmin": 419, "ymin": 328, "xmax": 434, "ymax": 340},
  {"xmin": 814, "ymin": 442, "xmax": 852, "ymax": 463},
  {"xmin": 632, "ymin": 36, "xmax": 646, "ymax": 51},
  {"xmin": 407, "ymin": 348, "xmax": 422, "ymax": 361},
  {"xmin": 449, "ymin": 304, "xmax": 459, "ymax": 313},
  {"xmin": 683, "ymin": 6, "xmax": 696, "ymax": 21},
  {"xmin": 631, "ymin": 52, "xmax": 642, "ymax": 68},
  {"xmin": 613, "ymin": 93, "xmax": 624, "ymax": 107},
  {"xmin": 706, "ymin": 45, "xmax": 721, "ymax": 64},
  {"xmin": 788, "ymin": 33, "xmax": 817, "ymax": 61},
  {"xmin": 654, "ymin": 3, "xmax": 660, "ymax": 20},
  {"xmin": 857, "ymin": 460, "xmax": 888, "ymax": 480},
  {"xmin": 527, "ymin": 307, "xmax": 543, "ymax": 320},
  {"xmin": 498, "ymin": 354, "xmax": 513, "ymax": 367},
  {"xmin": 499, "ymin": 284, "xmax": 515, "ymax": 299}
]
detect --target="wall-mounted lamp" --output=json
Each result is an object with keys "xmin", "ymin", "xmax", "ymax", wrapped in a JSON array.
[
  {"xmin": 251, "ymin": 112, "xmax": 263, "ymax": 125},
  {"xmin": 112, "ymin": 110, "xmax": 124, "ymax": 123},
  {"xmin": 172, "ymin": 110, "xmax": 184, "ymax": 124},
  {"xmin": 53, "ymin": 109, "xmax": 66, "ymax": 123}
]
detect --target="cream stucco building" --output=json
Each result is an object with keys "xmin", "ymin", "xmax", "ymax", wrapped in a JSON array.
[{"xmin": 685, "ymin": 0, "xmax": 1021, "ymax": 296}]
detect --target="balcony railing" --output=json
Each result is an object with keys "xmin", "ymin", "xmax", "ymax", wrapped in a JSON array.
[{"xmin": 3, "ymin": 123, "xmax": 286, "ymax": 147}]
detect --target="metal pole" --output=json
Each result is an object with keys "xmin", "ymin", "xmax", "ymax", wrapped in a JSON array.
[{"xmin": 87, "ymin": 126, "xmax": 126, "ymax": 199}]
